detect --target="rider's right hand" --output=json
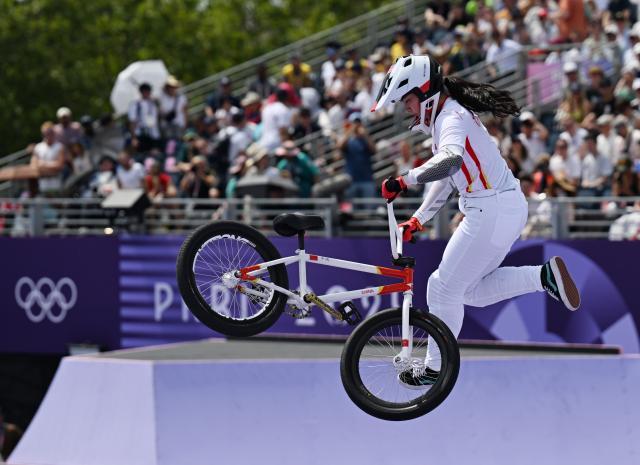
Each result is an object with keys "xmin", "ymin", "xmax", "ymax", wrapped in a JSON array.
[
  {"xmin": 381, "ymin": 176, "xmax": 407, "ymax": 201},
  {"xmin": 398, "ymin": 217, "xmax": 423, "ymax": 242}
]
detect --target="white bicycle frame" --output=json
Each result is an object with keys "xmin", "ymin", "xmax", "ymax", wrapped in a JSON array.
[{"xmin": 237, "ymin": 202, "xmax": 416, "ymax": 361}]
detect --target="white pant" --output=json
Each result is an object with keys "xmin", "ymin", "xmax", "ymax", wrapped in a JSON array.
[{"xmin": 426, "ymin": 187, "xmax": 544, "ymax": 369}]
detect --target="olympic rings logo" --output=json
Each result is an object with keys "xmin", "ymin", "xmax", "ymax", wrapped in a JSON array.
[{"xmin": 14, "ymin": 277, "xmax": 78, "ymax": 323}]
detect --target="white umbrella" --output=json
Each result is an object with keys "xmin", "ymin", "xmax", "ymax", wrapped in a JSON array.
[{"xmin": 110, "ymin": 60, "xmax": 169, "ymax": 116}]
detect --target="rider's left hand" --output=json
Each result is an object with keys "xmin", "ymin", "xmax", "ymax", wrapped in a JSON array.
[{"xmin": 381, "ymin": 176, "xmax": 407, "ymax": 201}]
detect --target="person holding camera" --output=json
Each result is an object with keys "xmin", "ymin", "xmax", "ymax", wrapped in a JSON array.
[
  {"xmin": 159, "ymin": 76, "xmax": 188, "ymax": 140},
  {"xmin": 179, "ymin": 155, "xmax": 219, "ymax": 199},
  {"xmin": 337, "ymin": 112, "xmax": 376, "ymax": 199}
]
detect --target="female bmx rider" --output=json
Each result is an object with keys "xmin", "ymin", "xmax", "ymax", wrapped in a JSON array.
[{"xmin": 371, "ymin": 55, "xmax": 581, "ymax": 388}]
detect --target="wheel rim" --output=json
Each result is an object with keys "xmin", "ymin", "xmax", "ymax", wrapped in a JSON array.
[
  {"xmin": 354, "ymin": 319, "xmax": 444, "ymax": 408},
  {"xmin": 192, "ymin": 234, "xmax": 275, "ymax": 321}
]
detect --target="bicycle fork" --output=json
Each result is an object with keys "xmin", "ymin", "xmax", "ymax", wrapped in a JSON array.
[{"xmin": 393, "ymin": 290, "xmax": 415, "ymax": 370}]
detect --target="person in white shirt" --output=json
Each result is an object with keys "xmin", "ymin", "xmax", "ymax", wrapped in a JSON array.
[
  {"xmin": 486, "ymin": 28, "xmax": 522, "ymax": 78},
  {"xmin": 116, "ymin": 150, "xmax": 145, "ymax": 189},
  {"xmin": 225, "ymin": 108, "xmax": 254, "ymax": 165},
  {"xmin": 353, "ymin": 75, "xmax": 377, "ymax": 122},
  {"xmin": 517, "ymin": 111, "xmax": 549, "ymax": 168},
  {"xmin": 596, "ymin": 114, "xmax": 625, "ymax": 164},
  {"xmin": 128, "ymin": 83, "xmax": 161, "ymax": 153},
  {"xmin": 30, "ymin": 121, "xmax": 66, "ymax": 195},
  {"xmin": 578, "ymin": 132, "xmax": 613, "ymax": 197},
  {"xmin": 372, "ymin": 54, "xmax": 581, "ymax": 387},
  {"xmin": 549, "ymin": 138, "xmax": 581, "ymax": 195},
  {"xmin": 557, "ymin": 113, "xmax": 588, "ymax": 156},
  {"xmin": 321, "ymin": 42, "xmax": 340, "ymax": 90},
  {"xmin": 258, "ymin": 89, "xmax": 293, "ymax": 151},
  {"xmin": 158, "ymin": 75, "xmax": 188, "ymax": 140}
]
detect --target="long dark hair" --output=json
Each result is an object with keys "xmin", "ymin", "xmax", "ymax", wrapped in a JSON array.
[{"xmin": 443, "ymin": 76, "xmax": 520, "ymax": 118}]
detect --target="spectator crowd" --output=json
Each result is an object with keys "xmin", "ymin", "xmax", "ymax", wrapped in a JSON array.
[{"xmin": 17, "ymin": 0, "xmax": 640, "ymax": 224}]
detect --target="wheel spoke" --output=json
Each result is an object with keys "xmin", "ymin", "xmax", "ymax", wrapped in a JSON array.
[{"xmin": 192, "ymin": 235, "xmax": 276, "ymax": 322}]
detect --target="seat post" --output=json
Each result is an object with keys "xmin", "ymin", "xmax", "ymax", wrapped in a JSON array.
[{"xmin": 297, "ymin": 231, "xmax": 305, "ymax": 250}]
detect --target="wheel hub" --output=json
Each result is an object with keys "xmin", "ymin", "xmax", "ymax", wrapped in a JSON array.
[{"xmin": 222, "ymin": 271, "xmax": 240, "ymax": 288}]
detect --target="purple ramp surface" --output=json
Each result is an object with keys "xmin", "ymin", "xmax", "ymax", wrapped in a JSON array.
[{"xmin": 10, "ymin": 356, "xmax": 640, "ymax": 465}]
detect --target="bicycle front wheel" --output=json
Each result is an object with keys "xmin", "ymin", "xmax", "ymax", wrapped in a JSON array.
[
  {"xmin": 340, "ymin": 308, "xmax": 460, "ymax": 421},
  {"xmin": 176, "ymin": 221, "xmax": 289, "ymax": 337}
]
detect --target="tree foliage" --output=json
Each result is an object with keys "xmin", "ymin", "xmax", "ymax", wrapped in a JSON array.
[{"xmin": 0, "ymin": 0, "xmax": 387, "ymax": 155}]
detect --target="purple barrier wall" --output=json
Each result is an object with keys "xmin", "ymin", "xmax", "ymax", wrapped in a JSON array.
[
  {"xmin": 2, "ymin": 236, "xmax": 639, "ymax": 353},
  {"xmin": 119, "ymin": 236, "xmax": 640, "ymax": 353},
  {"xmin": 0, "ymin": 237, "xmax": 120, "ymax": 354},
  {"xmin": 10, "ymin": 354, "xmax": 640, "ymax": 465}
]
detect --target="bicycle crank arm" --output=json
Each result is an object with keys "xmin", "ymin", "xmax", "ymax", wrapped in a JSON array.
[
  {"xmin": 303, "ymin": 293, "xmax": 362, "ymax": 326},
  {"xmin": 303, "ymin": 293, "xmax": 345, "ymax": 321}
]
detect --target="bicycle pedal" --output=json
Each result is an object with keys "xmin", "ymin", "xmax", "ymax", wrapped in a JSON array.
[{"xmin": 338, "ymin": 301, "xmax": 362, "ymax": 326}]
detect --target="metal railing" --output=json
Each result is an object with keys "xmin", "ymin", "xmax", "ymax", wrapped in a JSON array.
[{"xmin": 2, "ymin": 196, "xmax": 638, "ymax": 240}]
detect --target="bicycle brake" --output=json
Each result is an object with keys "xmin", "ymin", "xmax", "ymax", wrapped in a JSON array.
[{"xmin": 337, "ymin": 301, "xmax": 362, "ymax": 326}]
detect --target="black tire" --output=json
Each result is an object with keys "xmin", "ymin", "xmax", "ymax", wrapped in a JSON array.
[
  {"xmin": 177, "ymin": 221, "xmax": 289, "ymax": 337},
  {"xmin": 340, "ymin": 308, "xmax": 460, "ymax": 421}
]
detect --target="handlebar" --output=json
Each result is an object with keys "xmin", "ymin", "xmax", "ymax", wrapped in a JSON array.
[{"xmin": 387, "ymin": 202, "xmax": 403, "ymax": 259}]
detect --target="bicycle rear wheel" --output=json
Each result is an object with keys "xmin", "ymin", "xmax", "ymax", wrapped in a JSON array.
[
  {"xmin": 340, "ymin": 308, "xmax": 459, "ymax": 421},
  {"xmin": 176, "ymin": 221, "xmax": 289, "ymax": 337}
]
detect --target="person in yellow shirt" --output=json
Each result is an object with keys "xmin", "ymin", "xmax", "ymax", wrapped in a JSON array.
[
  {"xmin": 390, "ymin": 30, "xmax": 412, "ymax": 62},
  {"xmin": 282, "ymin": 53, "xmax": 312, "ymax": 90}
]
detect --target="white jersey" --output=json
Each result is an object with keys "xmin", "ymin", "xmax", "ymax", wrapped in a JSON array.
[{"xmin": 431, "ymin": 98, "xmax": 515, "ymax": 196}]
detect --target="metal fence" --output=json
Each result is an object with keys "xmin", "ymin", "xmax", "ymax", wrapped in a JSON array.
[{"xmin": 2, "ymin": 196, "xmax": 638, "ymax": 240}]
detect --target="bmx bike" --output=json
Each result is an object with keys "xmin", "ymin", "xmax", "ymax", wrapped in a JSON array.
[{"xmin": 176, "ymin": 202, "xmax": 460, "ymax": 421}]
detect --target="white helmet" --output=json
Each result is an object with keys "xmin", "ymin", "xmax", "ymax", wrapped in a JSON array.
[{"xmin": 371, "ymin": 54, "xmax": 444, "ymax": 135}]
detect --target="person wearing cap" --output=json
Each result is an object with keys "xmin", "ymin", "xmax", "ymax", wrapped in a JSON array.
[
  {"xmin": 596, "ymin": 114, "xmax": 625, "ymax": 164},
  {"xmin": 549, "ymin": 137, "xmax": 581, "ymax": 195},
  {"xmin": 205, "ymin": 77, "xmax": 241, "ymax": 118},
  {"xmin": 30, "ymin": 121, "xmax": 67, "ymax": 196},
  {"xmin": 53, "ymin": 106, "xmax": 83, "ymax": 149},
  {"xmin": 517, "ymin": 111, "xmax": 549, "ymax": 169},
  {"xmin": 275, "ymin": 140, "xmax": 318, "ymax": 198},
  {"xmin": 159, "ymin": 75, "xmax": 188, "ymax": 140},
  {"xmin": 337, "ymin": 112, "xmax": 376, "ymax": 200},
  {"xmin": 577, "ymin": 130, "xmax": 613, "ymax": 197},
  {"xmin": 247, "ymin": 62, "xmax": 277, "ymax": 101},
  {"xmin": 321, "ymin": 41, "xmax": 341, "ymax": 90},
  {"xmin": 562, "ymin": 61, "xmax": 581, "ymax": 88},
  {"xmin": 127, "ymin": 82, "xmax": 161, "ymax": 153},
  {"xmin": 585, "ymin": 66, "xmax": 614, "ymax": 116},
  {"xmin": 603, "ymin": 23, "xmax": 624, "ymax": 72},
  {"xmin": 282, "ymin": 53, "xmax": 312, "ymax": 90},
  {"xmin": 241, "ymin": 91, "xmax": 262, "ymax": 124}
]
